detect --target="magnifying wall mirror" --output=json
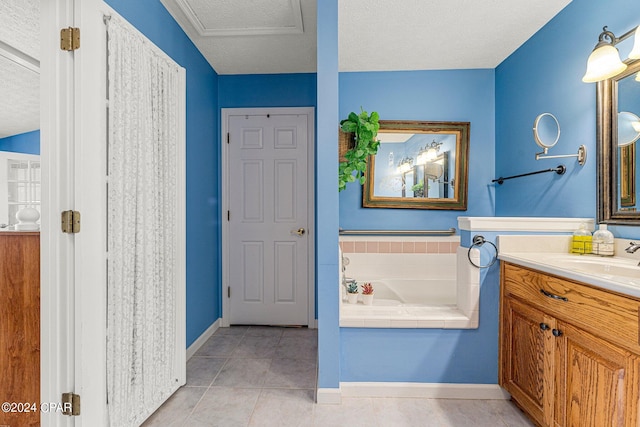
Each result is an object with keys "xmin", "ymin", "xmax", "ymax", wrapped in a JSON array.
[
  {"xmin": 533, "ymin": 112, "xmax": 560, "ymax": 152},
  {"xmin": 362, "ymin": 120, "xmax": 470, "ymax": 210},
  {"xmin": 597, "ymin": 55, "xmax": 640, "ymax": 224}
]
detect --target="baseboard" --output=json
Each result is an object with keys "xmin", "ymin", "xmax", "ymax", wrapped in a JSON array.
[
  {"xmin": 186, "ymin": 318, "xmax": 220, "ymax": 360},
  {"xmin": 339, "ymin": 382, "xmax": 510, "ymax": 400},
  {"xmin": 316, "ymin": 387, "xmax": 342, "ymax": 405}
]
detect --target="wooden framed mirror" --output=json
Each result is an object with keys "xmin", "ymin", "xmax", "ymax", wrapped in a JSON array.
[
  {"xmin": 597, "ymin": 56, "xmax": 640, "ymax": 224},
  {"xmin": 362, "ymin": 120, "xmax": 469, "ymax": 210}
]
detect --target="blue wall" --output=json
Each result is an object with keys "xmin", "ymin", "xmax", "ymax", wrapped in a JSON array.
[
  {"xmin": 105, "ymin": 0, "xmax": 220, "ymax": 346},
  {"xmin": 339, "ymin": 70, "xmax": 496, "ymax": 231},
  {"xmin": 495, "ymin": 0, "xmax": 640, "ymax": 240},
  {"xmin": 316, "ymin": 0, "xmax": 341, "ymax": 390},
  {"xmin": 335, "ymin": 70, "xmax": 497, "ymax": 382},
  {"xmin": 218, "ymin": 73, "xmax": 316, "ymax": 108},
  {"xmin": 0, "ymin": 130, "xmax": 40, "ymax": 155}
]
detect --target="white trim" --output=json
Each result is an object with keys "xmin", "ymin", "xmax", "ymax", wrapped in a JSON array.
[
  {"xmin": 341, "ymin": 383, "xmax": 510, "ymax": 400},
  {"xmin": 172, "ymin": 0, "xmax": 304, "ymax": 36},
  {"xmin": 317, "ymin": 383, "xmax": 509, "ymax": 404},
  {"xmin": 316, "ymin": 387, "xmax": 342, "ymax": 405},
  {"xmin": 186, "ymin": 318, "xmax": 220, "ymax": 360},
  {"xmin": 40, "ymin": 0, "xmax": 75, "ymax": 426},
  {"xmin": 221, "ymin": 107, "xmax": 316, "ymax": 328},
  {"xmin": 458, "ymin": 216, "xmax": 595, "ymax": 232}
]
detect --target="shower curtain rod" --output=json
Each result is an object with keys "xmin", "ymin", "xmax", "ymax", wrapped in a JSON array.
[{"xmin": 339, "ymin": 228, "xmax": 456, "ymax": 236}]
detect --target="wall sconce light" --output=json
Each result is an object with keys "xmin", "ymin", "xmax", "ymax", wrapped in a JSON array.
[
  {"xmin": 583, "ymin": 25, "xmax": 640, "ymax": 83},
  {"xmin": 397, "ymin": 157, "xmax": 413, "ymax": 174},
  {"xmin": 415, "ymin": 140, "xmax": 442, "ymax": 165}
]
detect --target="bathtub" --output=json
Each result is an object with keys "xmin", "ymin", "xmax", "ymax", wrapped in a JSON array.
[
  {"xmin": 339, "ymin": 237, "xmax": 480, "ymax": 329},
  {"xmin": 348, "ymin": 279, "xmax": 456, "ymax": 306}
]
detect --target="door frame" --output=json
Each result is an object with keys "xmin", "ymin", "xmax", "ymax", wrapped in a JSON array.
[
  {"xmin": 40, "ymin": 0, "xmax": 77, "ymax": 425},
  {"xmin": 221, "ymin": 107, "xmax": 316, "ymax": 328}
]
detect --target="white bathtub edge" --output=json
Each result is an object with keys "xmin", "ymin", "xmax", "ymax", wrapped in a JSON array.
[{"xmin": 339, "ymin": 382, "xmax": 510, "ymax": 400}]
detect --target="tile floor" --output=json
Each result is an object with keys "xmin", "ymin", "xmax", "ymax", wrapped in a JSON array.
[{"xmin": 143, "ymin": 326, "xmax": 534, "ymax": 427}]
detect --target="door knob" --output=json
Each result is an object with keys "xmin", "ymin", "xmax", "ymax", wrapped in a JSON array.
[{"xmin": 294, "ymin": 228, "xmax": 306, "ymax": 236}]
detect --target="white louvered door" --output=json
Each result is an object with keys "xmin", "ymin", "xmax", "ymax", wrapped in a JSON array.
[{"xmin": 228, "ymin": 112, "xmax": 309, "ymax": 325}]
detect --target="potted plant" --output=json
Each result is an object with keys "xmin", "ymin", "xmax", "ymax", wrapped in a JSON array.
[
  {"xmin": 338, "ymin": 109, "xmax": 381, "ymax": 192},
  {"xmin": 361, "ymin": 282, "xmax": 374, "ymax": 305},
  {"xmin": 411, "ymin": 180, "xmax": 425, "ymax": 197},
  {"xmin": 346, "ymin": 282, "xmax": 359, "ymax": 304}
]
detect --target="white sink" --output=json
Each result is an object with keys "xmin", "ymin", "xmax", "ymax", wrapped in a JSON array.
[{"xmin": 540, "ymin": 254, "xmax": 640, "ymax": 281}]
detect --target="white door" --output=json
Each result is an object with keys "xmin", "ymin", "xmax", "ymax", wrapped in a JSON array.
[{"xmin": 227, "ymin": 110, "xmax": 313, "ymax": 325}]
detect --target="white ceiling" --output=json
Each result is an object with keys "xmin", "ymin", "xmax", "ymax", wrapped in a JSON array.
[
  {"xmin": 162, "ymin": 0, "xmax": 572, "ymax": 75},
  {"xmin": 0, "ymin": 0, "xmax": 40, "ymax": 139},
  {"xmin": 0, "ymin": 0, "xmax": 573, "ymax": 138}
]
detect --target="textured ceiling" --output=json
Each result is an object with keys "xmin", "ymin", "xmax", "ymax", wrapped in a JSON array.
[
  {"xmin": 0, "ymin": 0, "xmax": 574, "ymax": 138},
  {"xmin": 339, "ymin": 0, "xmax": 573, "ymax": 72},
  {"xmin": 0, "ymin": 0, "xmax": 40, "ymax": 139},
  {"xmin": 161, "ymin": 0, "xmax": 317, "ymax": 74},
  {"xmin": 162, "ymin": 0, "xmax": 572, "ymax": 75}
]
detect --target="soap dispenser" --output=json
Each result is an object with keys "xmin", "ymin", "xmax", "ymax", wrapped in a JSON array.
[
  {"xmin": 592, "ymin": 224, "xmax": 614, "ymax": 256},
  {"xmin": 571, "ymin": 223, "xmax": 592, "ymax": 255}
]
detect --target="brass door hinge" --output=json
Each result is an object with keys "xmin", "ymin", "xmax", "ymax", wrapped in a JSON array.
[
  {"xmin": 61, "ymin": 392, "xmax": 81, "ymax": 416},
  {"xmin": 60, "ymin": 27, "xmax": 80, "ymax": 51},
  {"xmin": 61, "ymin": 210, "xmax": 81, "ymax": 234}
]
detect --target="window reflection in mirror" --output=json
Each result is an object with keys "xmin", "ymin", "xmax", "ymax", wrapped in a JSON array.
[{"xmin": 363, "ymin": 120, "xmax": 469, "ymax": 210}]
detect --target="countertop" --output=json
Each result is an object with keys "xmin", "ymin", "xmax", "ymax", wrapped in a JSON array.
[{"xmin": 498, "ymin": 235, "xmax": 640, "ymax": 299}]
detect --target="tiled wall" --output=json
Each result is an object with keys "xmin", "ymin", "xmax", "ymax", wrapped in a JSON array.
[{"xmin": 340, "ymin": 240, "xmax": 459, "ymax": 254}]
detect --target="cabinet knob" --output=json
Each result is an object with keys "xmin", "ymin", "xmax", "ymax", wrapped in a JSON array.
[
  {"xmin": 552, "ymin": 329, "xmax": 563, "ymax": 337},
  {"xmin": 539, "ymin": 323, "xmax": 550, "ymax": 331}
]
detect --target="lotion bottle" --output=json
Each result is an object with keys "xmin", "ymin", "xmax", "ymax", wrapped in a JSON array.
[
  {"xmin": 571, "ymin": 223, "xmax": 592, "ymax": 255},
  {"xmin": 592, "ymin": 224, "xmax": 614, "ymax": 256}
]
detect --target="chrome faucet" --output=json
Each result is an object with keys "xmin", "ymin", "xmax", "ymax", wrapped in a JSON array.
[
  {"xmin": 625, "ymin": 242, "xmax": 640, "ymax": 266},
  {"xmin": 625, "ymin": 241, "xmax": 640, "ymax": 253}
]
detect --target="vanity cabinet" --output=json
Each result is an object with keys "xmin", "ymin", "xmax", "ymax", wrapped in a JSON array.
[
  {"xmin": 0, "ymin": 232, "xmax": 40, "ymax": 427},
  {"xmin": 500, "ymin": 262, "xmax": 640, "ymax": 427}
]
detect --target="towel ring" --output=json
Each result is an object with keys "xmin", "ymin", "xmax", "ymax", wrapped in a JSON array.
[{"xmin": 468, "ymin": 235, "xmax": 498, "ymax": 269}]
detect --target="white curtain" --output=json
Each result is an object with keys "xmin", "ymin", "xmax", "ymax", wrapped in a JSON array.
[{"xmin": 106, "ymin": 14, "xmax": 184, "ymax": 427}]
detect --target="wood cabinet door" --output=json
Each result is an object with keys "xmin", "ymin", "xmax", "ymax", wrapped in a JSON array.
[
  {"xmin": 501, "ymin": 297, "xmax": 556, "ymax": 427},
  {"xmin": 555, "ymin": 321, "xmax": 640, "ymax": 427}
]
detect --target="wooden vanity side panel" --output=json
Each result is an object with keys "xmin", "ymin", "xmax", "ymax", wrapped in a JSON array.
[
  {"xmin": 0, "ymin": 233, "xmax": 40, "ymax": 427},
  {"xmin": 502, "ymin": 263, "xmax": 640, "ymax": 355}
]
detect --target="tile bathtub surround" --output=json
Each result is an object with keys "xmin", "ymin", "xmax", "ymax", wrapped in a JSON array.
[
  {"xmin": 143, "ymin": 325, "xmax": 534, "ymax": 427},
  {"xmin": 340, "ymin": 240, "xmax": 459, "ymax": 254}
]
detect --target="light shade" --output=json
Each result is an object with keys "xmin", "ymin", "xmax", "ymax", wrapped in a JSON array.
[
  {"xmin": 582, "ymin": 44, "xmax": 628, "ymax": 82},
  {"xmin": 629, "ymin": 26, "xmax": 640, "ymax": 59}
]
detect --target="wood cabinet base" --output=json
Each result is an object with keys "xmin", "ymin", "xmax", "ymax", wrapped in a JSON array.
[{"xmin": 500, "ymin": 262, "xmax": 640, "ymax": 427}]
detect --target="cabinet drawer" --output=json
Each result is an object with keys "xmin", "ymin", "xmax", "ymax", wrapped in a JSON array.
[{"xmin": 502, "ymin": 262, "xmax": 640, "ymax": 354}]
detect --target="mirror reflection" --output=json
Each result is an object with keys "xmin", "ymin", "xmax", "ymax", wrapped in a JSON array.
[
  {"xmin": 363, "ymin": 120, "xmax": 469, "ymax": 210},
  {"xmin": 616, "ymin": 73, "xmax": 640, "ymax": 211},
  {"xmin": 372, "ymin": 133, "xmax": 454, "ymax": 199}
]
